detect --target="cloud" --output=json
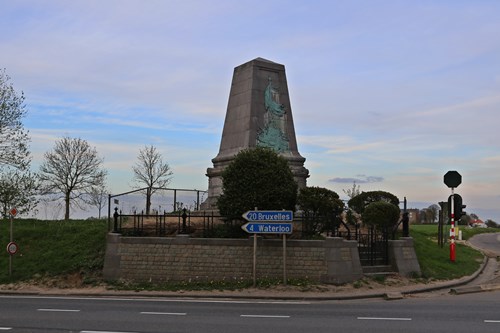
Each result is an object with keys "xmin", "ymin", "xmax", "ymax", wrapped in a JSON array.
[{"xmin": 329, "ymin": 175, "xmax": 384, "ymax": 184}]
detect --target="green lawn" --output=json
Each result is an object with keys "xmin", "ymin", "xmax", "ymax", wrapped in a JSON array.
[
  {"xmin": 0, "ymin": 218, "xmax": 108, "ymax": 284},
  {"xmin": 411, "ymin": 224, "xmax": 499, "ymax": 280}
]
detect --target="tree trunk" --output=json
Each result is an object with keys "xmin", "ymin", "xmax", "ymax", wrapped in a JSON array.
[
  {"xmin": 146, "ymin": 187, "xmax": 151, "ymax": 215},
  {"xmin": 65, "ymin": 192, "xmax": 70, "ymax": 221}
]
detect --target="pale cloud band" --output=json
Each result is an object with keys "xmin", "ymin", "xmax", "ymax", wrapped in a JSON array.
[{"xmin": 329, "ymin": 175, "xmax": 385, "ymax": 184}]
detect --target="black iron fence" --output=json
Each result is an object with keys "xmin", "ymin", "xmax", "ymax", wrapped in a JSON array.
[
  {"xmin": 111, "ymin": 208, "xmax": 224, "ymax": 237},
  {"xmin": 296, "ymin": 214, "xmax": 389, "ymax": 265}
]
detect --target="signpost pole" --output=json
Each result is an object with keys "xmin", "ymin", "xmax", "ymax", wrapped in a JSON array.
[
  {"xmin": 450, "ymin": 188, "xmax": 456, "ymax": 262},
  {"xmin": 242, "ymin": 208, "xmax": 294, "ymax": 287},
  {"xmin": 10, "ymin": 213, "xmax": 13, "ymax": 243},
  {"xmin": 9, "ymin": 213, "xmax": 13, "ymax": 276},
  {"xmin": 283, "ymin": 234, "xmax": 287, "ymax": 285},
  {"xmin": 253, "ymin": 233, "xmax": 257, "ymax": 287},
  {"xmin": 9, "ymin": 208, "xmax": 16, "ymax": 276}
]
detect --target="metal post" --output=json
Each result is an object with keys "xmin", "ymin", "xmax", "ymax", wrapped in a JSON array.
[
  {"xmin": 9, "ymin": 214, "xmax": 13, "ymax": 276},
  {"xmin": 113, "ymin": 207, "xmax": 119, "ymax": 233},
  {"xmin": 253, "ymin": 233, "xmax": 257, "ymax": 288},
  {"xmin": 450, "ymin": 189, "xmax": 456, "ymax": 262},
  {"xmin": 181, "ymin": 208, "xmax": 187, "ymax": 234},
  {"xmin": 108, "ymin": 194, "xmax": 111, "ymax": 231},
  {"xmin": 173, "ymin": 189, "xmax": 177, "ymax": 212},
  {"xmin": 283, "ymin": 234, "xmax": 287, "ymax": 285},
  {"xmin": 251, "ymin": 206, "xmax": 258, "ymax": 287}
]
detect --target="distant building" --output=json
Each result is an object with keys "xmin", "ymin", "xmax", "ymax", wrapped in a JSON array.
[
  {"xmin": 470, "ymin": 218, "xmax": 487, "ymax": 228},
  {"xmin": 406, "ymin": 209, "xmax": 420, "ymax": 224}
]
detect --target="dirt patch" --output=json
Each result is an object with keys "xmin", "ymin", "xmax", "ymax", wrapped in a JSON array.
[{"xmin": 0, "ymin": 272, "xmax": 435, "ymax": 298}]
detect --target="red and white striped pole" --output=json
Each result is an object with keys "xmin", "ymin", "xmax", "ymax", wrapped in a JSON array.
[{"xmin": 450, "ymin": 188, "xmax": 456, "ymax": 262}]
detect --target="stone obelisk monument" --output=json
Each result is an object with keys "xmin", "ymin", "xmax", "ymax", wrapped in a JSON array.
[{"xmin": 203, "ymin": 58, "xmax": 309, "ymax": 208}]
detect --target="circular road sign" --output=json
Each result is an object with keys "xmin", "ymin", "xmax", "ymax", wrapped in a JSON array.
[
  {"xmin": 6, "ymin": 242, "xmax": 18, "ymax": 255},
  {"xmin": 444, "ymin": 170, "xmax": 462, "ymax": 188}
]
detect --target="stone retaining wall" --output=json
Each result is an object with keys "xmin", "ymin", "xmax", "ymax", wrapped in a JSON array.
[
  {"xmin": 389, "ymin": 237, "xmax": 422, "ymax": 277},
  {"xmin": 103, "ymin": 234, "xmax": 364, "ymax": 284}
]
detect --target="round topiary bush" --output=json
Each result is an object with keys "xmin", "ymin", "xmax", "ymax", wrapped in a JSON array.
[{"xmin": 362, "ymin": 201, "xmax": 400, "ymax": 230}]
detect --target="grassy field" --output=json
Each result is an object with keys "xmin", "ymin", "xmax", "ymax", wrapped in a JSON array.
[
  {"xmin": 411, "ymin": 224, "xmax": 499, "ymax": 280},
  {"xmin": 0, "ymin": 219, "xmax": 498, "ymax": 286},
  {"xmin": 0, "ymin": 218, "xmax": 108, "ymax": 284}
]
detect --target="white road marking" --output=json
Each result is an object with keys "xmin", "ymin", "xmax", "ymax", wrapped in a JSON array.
[
  {"xmin": 0, "ymin": 328, "xmax": 12, "ymax": 331},
  {"xmin": 140, "ymin": 311, "xmax": 187, "ymax": 316},
  {"xmin": 37, "ymin": 308, "xmax": 80, "ymax": 312},
  {"xmin": 80, "ymin": 331, "xmax": 139, "ymax": 333},
  {"xmin": 484, "ymin": 320, "xmax": 500, "ymax": 323},
  {"xmin": 241, "ymin": 314, "xmax": 291, "ymax": 318},
  {"xmin": 357, "ymin": 317, "xmax": 412, "ymax": 321}
]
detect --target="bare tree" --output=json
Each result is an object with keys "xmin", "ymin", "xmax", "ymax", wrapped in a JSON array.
[
  {"xmin": 425, "ymin": 204, "xmax": 440, "ymax": 223},
  {"xmin": 132, "ymin": 145, "xmax": 173, "ymax": 214},
  {"xmin": 0, "ymin": 69, "xmax": 31, "ymax": 170},
  {"xmin": 343, "ymin": 181, "xmax": 361, "ymax": 225},
  {"xmin": 39, "ymin": 137, "xmax": 107, "ymax": 220},
  {"xmin": 87, "ymin": 185, "xmax": 109, "ymax": 219},
  {"xmin": 343, "ymin": 181, "xmax": 361, "ymax": 199}
]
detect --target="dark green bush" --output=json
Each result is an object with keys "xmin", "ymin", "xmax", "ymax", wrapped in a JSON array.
[
  {"xmin": 362, "ymin": 201, "xmax": 400, "ymax": 230},
  {"xmin": 297, "ymin": 186, "xmax": 344, "ymax": 237},
  {"xmin": 217, "ymin": 147, "xmax": 297, "ymax": 220}
]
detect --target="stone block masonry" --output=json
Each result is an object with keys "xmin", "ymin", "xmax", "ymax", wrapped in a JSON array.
[
  {"xmin": 388, "ymin": 237, "xmax": 422, "ymax": 277},
  {"xmin": 103, "ymin": 234, "xmax": 364, "ymax": 284}
]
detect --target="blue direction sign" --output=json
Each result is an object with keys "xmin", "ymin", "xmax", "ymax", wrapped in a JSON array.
[
  {"xmin": 242, "ymin": 210, "xmax": 293, "ymax": 222},
  {"xmin": 241, "ymin": 222, "xmax": 293, "ymax": 234}
]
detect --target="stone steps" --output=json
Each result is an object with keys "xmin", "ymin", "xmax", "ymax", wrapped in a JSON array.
[{"xmin": 362, "ymin": 265, "xmax": 395, "ymax": 277}]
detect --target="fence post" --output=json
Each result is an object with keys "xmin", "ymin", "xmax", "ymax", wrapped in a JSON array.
[
  {"xmin": 181, "ymin": 208, "xmax": 187, "ymax": 234},
  {"xmin": 113, "ymin": 207, "xmax": 119, "ymax": 233}
]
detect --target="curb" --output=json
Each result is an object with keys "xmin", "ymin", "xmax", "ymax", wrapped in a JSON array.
[
  {"xmin": 400, "ymin": 255, "xmax": 490, "ymax": 296},
  {"xmin": 451, "ymin": 284, "xmax": 500, "ymax": 295}
]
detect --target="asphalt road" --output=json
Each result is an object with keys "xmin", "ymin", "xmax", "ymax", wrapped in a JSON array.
[
  {"xmin": 469, "ymin": 232, "xmax": 500, "ymax": 257},
  {"xmin": 0, "ymin": 292, "xmax": 499, "ymax": 333}
]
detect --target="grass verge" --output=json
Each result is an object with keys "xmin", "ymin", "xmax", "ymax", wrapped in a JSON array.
[
  {"xmin": 0, "ymin": 218, "xmax": 107, "ymax": 285},
  {"xmin": 0, "ymin": 219, "xmax": 498, "ymax": 289},
  {"xmin": 411, "ymin": 224, "xmax": 499, "ymax": 280}
]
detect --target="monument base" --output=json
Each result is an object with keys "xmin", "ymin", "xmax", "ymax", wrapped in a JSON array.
[{"xmin": 201, "ymin": 153, "xmax": 309, "ymax": 209}]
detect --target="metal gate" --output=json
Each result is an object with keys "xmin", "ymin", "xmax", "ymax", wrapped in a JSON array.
[{"xmin": 357, "ymin": 226, "xmax": 389, "ymax": 266}]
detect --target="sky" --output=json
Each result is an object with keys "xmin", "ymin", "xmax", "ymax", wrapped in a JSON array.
[{"xmin": 1, "ymin": 0, "xmax": 500, "ymax": 221}]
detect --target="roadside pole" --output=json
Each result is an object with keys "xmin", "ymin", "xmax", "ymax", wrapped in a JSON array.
[
  {"xmin": 283, "ymin": 234, "xmax": 287, "ymax": 285},
  {"xmin": 450, "ymin": 188, "xmax": 456, "ymax": 262},
  {"xmin": 8, "ymin": 208, "xmax": 18, "ymax": 276},
  {"xmin": 9, "ymin": 213, "xmax": 13, "ymax": 276},
  {"xmin": 443, "ymin": 170, "xmax": 461, "ymax": 263},
  {"xmin": 253, "ymin": 233, "xmax": 257, "ymax": 287}
]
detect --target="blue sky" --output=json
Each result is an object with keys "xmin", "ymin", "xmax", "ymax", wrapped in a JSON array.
[{"xmin": 2, "ymin": 0, "xmax": 500, "ymax": 221}]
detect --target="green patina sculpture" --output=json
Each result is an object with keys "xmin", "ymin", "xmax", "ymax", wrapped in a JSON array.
[{"xmin": 257, "ymin": 78, "xmax": 290, "ymax": 153}]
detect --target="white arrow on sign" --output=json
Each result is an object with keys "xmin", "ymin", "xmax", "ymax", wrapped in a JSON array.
[{"xmin": 241, "ymin": 222, "xmax": 293, "ymax": 234}]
